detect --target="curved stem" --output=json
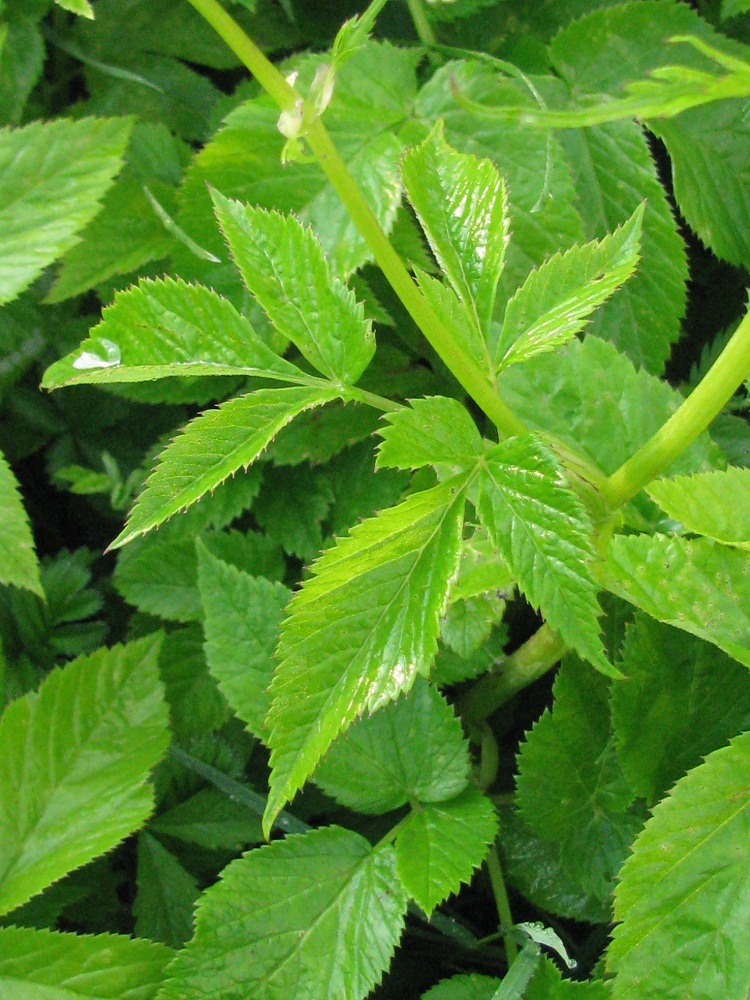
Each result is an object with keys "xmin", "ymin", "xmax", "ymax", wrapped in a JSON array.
[
  {"xmin": 602, "ymin": 305, "xmax": 750, "ymax": 509},
  {"xmin": 183, "ymin": 0, "xmax": 527, "ymax": 439}
]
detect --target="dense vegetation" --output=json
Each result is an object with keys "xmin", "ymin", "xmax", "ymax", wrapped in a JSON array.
[{"xmin": 2, "ymin": 0, "xmax": 750, "ymax": 997}]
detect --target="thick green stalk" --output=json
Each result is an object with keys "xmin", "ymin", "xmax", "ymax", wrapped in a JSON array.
[
  {"xmin": 184, "ymin": 0, "xmax": 527, "ymax": 438},
  {"xmin": 407, "ymin": 0, "xmax": 438, "ymax": 48},
  {"xmin": 602, "ymin": 305, "xmax": 750, "ymax": 509}
]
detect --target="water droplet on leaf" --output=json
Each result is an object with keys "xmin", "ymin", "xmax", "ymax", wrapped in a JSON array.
[{"xmin": 72, "ymin": 338, "xmax": 122, "ymax": 370}]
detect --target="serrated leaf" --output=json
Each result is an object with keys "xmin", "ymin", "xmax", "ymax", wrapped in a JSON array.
[
  {"xmin": 157, "ymin": 826, "xmax": 407, "ymax": 1000},
  {"xmin": 112, "ymin": 385, "xmax": 338, "ymax": 548},
  {"xmin": 422, "ymin": 974, "xmax": 501, "ymax": 1000},
  {"xmin": 0, "ymin": 117, "xmax": 132, "ymax": 305},
  {"xmin": 413, "ymin": 267, "xmax": 490, "ymax": 374},
  {"xmin": 264, "ymin": 477, "xmax": 469, "ymax": 834},
  {"xmin": 441, "ymin": 594, "xmax": 504, "ymax": 658},
  {"xmin": 396, "ymin": 787, "xmax": 498, "ymax": 915},
  {"xmin": 557, "ymin": 120, "xmax": 687, "ymax": 373},
  {"xmin": 150, "ymin": 787, "xmax": 263, "ymax": 851},
  {"xmin": 253, "ymin": 464, "xmax": 334, "ymax": 561},
  {"xmin": 134, "ymin": 831, "xmax": 198, "ymax": 949},
  {"xmin": 0, "ymin": 635, "xmax": 169, "ymax": 916},
  {"xmin": 158, "ymin": 625, "xmax": 228, "ymax": 741},
  {"xmin": 0, "ymin": 925, "xmax": 171, "ymax": 1000},
  {"xmin": 326, "ymin": 440, "xmax": 409, "ymax": 536},
  {"xmin": 476, "ymin": 436, "xmax": 610, "ymax": 673},
  {"xmin": 526, "ymin": 956, "xmax": 609, "ymax": 999},
  {"xmin": 613, "ymin": 614, "xmax": 750, "ymax": 806},
  {"xmin": 516, "ymin": 656, "xmax": 639, "ymax": 901},
  {"xmin": 0, "ymin": 450, "xmax": 41, "ymax": 595},
  {"xmin": 603, "ymin": 533, "xmax": 750, "ymax": 667},
  {"xmin": 647, "ymin": 467, "xmax": 750, "ymax": 548},
  {"xmin": 401, "ymin": 121, "xmax": 510, "ymax": 349},
  {"xmin": 377, "ymin": 396, "xmax": 484, "ymax": 472},
  {"xmin": 197, "ymin": 541, "xmax": 290, "ymax": 741},
  {"xmin": 608, "ymin": 731, "xmax": 750, "ymax": 1000},
  {"xmin": 43, "ymin": 278, "xmax": 308, "ymax": 389},
  {"xmin": 314, "ymin": 677, "xmax": 470, "ymax": 814},
  {"xmin": 54, "ymin": 0, "xmax": 94, "ymax": 17},
  {"xmin": 212, "ymin": 193, "xmax": 375, "ymax": 385},
  {"xmin": 496, "ymin": 206, "xmax": 643, "ymax": 371}
]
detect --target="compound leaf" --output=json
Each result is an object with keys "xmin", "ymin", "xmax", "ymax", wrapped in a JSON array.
[
  {"xmin": 158, "ymin": 826, "xmax": 407, "ymax": 1000},
  {"xmin": 603, "ymin": 533, "xmax": 750, "ymax": 667},
  {"xmin": 495, "ymin": 206, "xmax": 643, "ymax": 371},
  {"xmin": 264, "ymin": 477, "xmax": 468, "ymax": 834},
  {"xmin": 395, "ymin": 787, "xmax": 498, "ymax": 916},
  {"xmin": 0, "ymin": 635, "xmax": 169, "ymax": 916},
  {"xmin": 43, "ymin": 278, "xmax": 308, "ymax": 390},
  {"xmin": 314, "ymin": 677, "xmax": 470, "ymax": 814},
  {"xmin": 0, "ymin": 450, "xmax": 41, "ymax": 595},
  {"xmin": 608, "ymin": 731, "xmax": 750, "ymax": 1000},
  {"xmin": 0, "ymin": 117, "xmax": 132, "ymax": 305},
  {"xmin": 212, "ymin": 192, "xmax": 375, "ymax": 385},
  {"xmin": 647, "ymin": 467, "xmax": 750, "ymax": 548},
  {"xmin": 0, "ymin": 925, "xmax": 170, "ymax": 1000},
  {"xmin": 112, "ymin": 385, "xmax": 338, "ymax": 548},
  {"xmin": 476, "ymin": 436, "xmax": 610, "ymax": 674},
  {"xmin": 197, "ymin": 540, "xmax": 290, "ymax": 741},
  {"xmin": 376, "ymin": 396, "xmax": 484, "ymax": 472},
  {"xmin": 401, "ymin": 121, "xmax": 509, "ymax": 348}
]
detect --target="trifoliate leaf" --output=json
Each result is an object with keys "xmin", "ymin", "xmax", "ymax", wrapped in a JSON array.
[
  {"xmin": 395, "ymin": 787, "xmax": 498, "ymax": 915},
  {"xmin": 516, "ymin": 656, "xmax": 639, "ymax": 901},
  {"xmin": 476, "ymin": 436, "xmax": 610, "ymax": 674},
  {"xmin": 112, "ymin": 385, "xmax": 338, "ymax": 548},
  {"xmin": 0, "ymin": 450, "xmax": 41, "ymax": 595},
  {"xmin": 608, "ymin": 731, "xmax": 750, "ymax": 1000},
  {"xmin": 0, "ymin": 117, "xmax": 131, "ymax": 305},
  {"xmin": 212, "ymin": 192, "xmax": 375, "ymax": 385},
  {"xmin": 158, "ymin": 827, "xmax": 407, "ymax": 1000},
  {"xmin": 197, "ymin": 541, "xmax": 290, "ymax": 741},
  {"xmin": 43, "ymin": 278, "xmax": 309, "ymax": 389},
  {"xmin": 264, "ymin": 477, "xmax": 469, "ymax": 834},
  {"xmin": 401, "ymin": 121, "xmax": 510, "ymax": 349},
  {"xmin": 376, "ymin": 396, "xmax": 484, "ymax": 472},
  {"xmin": 314, "ymin": 678, "xmax": 470, "ymax": 813},
  {"xmin": 495, "ymin": 206, "xmax": 643, "ymax": 371},
  {"xmin": 604, "ymin": 533, "xmax": 750, "ymax": 667},
  {"xmin": 612, "ymin": 614, "xmax": 750, "ymax": 806},
  {"xmin": 0, "ymin": 925, "xmax": 171, "ymax": 999},
  {"xmin": 150, "ymin": 787, "xmax": 263, "ymax": 851},
  {"xmin": 0, "ymin": 635, "xmax": 169, "ymax": 916},
  {"xmin": 134, "ymin": 831, "xmax": 198, "ymax": 949},
  {"xmin": 647, "ymin": 467, "xmax": 750, "ymax": 549}
]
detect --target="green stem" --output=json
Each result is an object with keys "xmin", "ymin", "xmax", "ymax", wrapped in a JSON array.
[
  {"xmin": 602, "ymin": 305, "xmax": 750, "ymax": 509},
  {"xmin": 407, "ymin": 0, "xmax": 437, "ymax": 48},
  {"xmin": 486, "ymin": 846, "xmax": 518, "ymax": 968},
  {"xmin": 339, "ymin": 385, "xmax": 404, "ymax": 413},
  {"xmin": 184, "ymin": 0, "xmax": 527, "ymax": 439},
  {"xmin": 460, "ymin": 624, "xmax": 565, "ymax": 727}
]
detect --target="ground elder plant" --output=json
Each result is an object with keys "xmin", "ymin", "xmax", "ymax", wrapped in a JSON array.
[{"xmin": 2, "ymin": 0, "xmax": 750, "ymax": 996}]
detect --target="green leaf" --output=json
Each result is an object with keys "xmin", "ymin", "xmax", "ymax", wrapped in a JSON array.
[
  {"xmin": 54, "ymin": 0, "xmax": 94, "ymax": 17},
  {"xmin": 441, "ymin": 594, "xmax": 504, "ymax": 658},
  {"xmin": 526, "ymin": 956, "xmax": 609, "ymax": 999},
  {"xmin": 401, "ymin": 121, "xmax": 510, "ymax": 347},
  {"xmin": 197, "ymin": 540, "xmax": 290, "ymax": 741},
  {"xmin": 0, "ymin": 117, "xmax": 132, "ymax": 306},
  {"xmin": 608, "ymin": 731, "xmax": 750, "ymax": 999},
  {"xmin": 326, "ymin": 440, "xmax": 409, "ymax": 536},
  {"xmin": 253, "ymin": 465, "xmax": 334, "ymax": 561},
  {"xmin": 0, "ymin": 925, "xmax": 171, "ymax": 999},
  {"xmin": 0, "ymin": 450, "xmax": 41, "ymax": 595},
  {"xmin": 723, "ymin": 0, "xmax": 750, "ymax": 16},
  {"xmin": 413, "ymin": 268, "xmax": 490, "ymax": 375},
  {"xmin": 212, "ymin": 192, "xmax": 375, "ymax": 385},
  {"xmin": 476, "ymin": 436, "xmax": 610, "ymax": 674},
  {"xmin": 376, "ymin": 396, "xmax": 484, "ymax": 472},
  {"xmin": 395, "ymin": 787, "xmax": 498, "ymax": 916},
  {"xmin": 0, "ymin": 635, "xmax": 169, "ymax": 916},
  {"xmin": 112, "ymin": 385, "xmax": 338, "ymax": 548},
  {"xmin": 176, "ymin": 42, "xmax": 418, "ymax": 282},
  {"xmin": 314, "ymin": 677, "xmax": 470, "ymax": 813},
  {"xmin": 558, "ymin": 120, "xmax": 687, "ymax": 373},
  {"xmin": 613, "ymin": 614, "xmax": 750, "ymax": 806},
  {"xmin": 134, "ymin": 831, "xmax": 198, "ymax": 949},
  {"xmin": 44, "ymin": 277, "xmax": 308, "ymax": 390},
  {"xmin": 158, "ymin": 826, "xmax": 407, "ymax": 1000},
  {"xmin": 422, "ymin": 975, "xmax": 501, "ymax": 1000},
  {"xmin": 516, "ymin": 656, "xmax": 639, "ymax": 901},
  {"xmin": 150, "ymin": 787, "xmax": 262, "ymax": 851},
  {"xmin": 647, "ymin": 467, "xmax": 750, "ymax": 548},
  {"xmin": 603, "ymin": 534, "xmax": 750, "ymax": 667},
  {"xmin": 0, "ymin": 18, "xmax": 44, "ymax": 127},
  {"xmin": 495, "ymin": 206, "xmax": 643, "ymax": 372},
  {"xmin": 264, "ymin": 477, "xmax": 468, "ymax": 834},
  {"xmin": 158, "ymin": 625, "xmax": 228, "ymax": 741}
]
